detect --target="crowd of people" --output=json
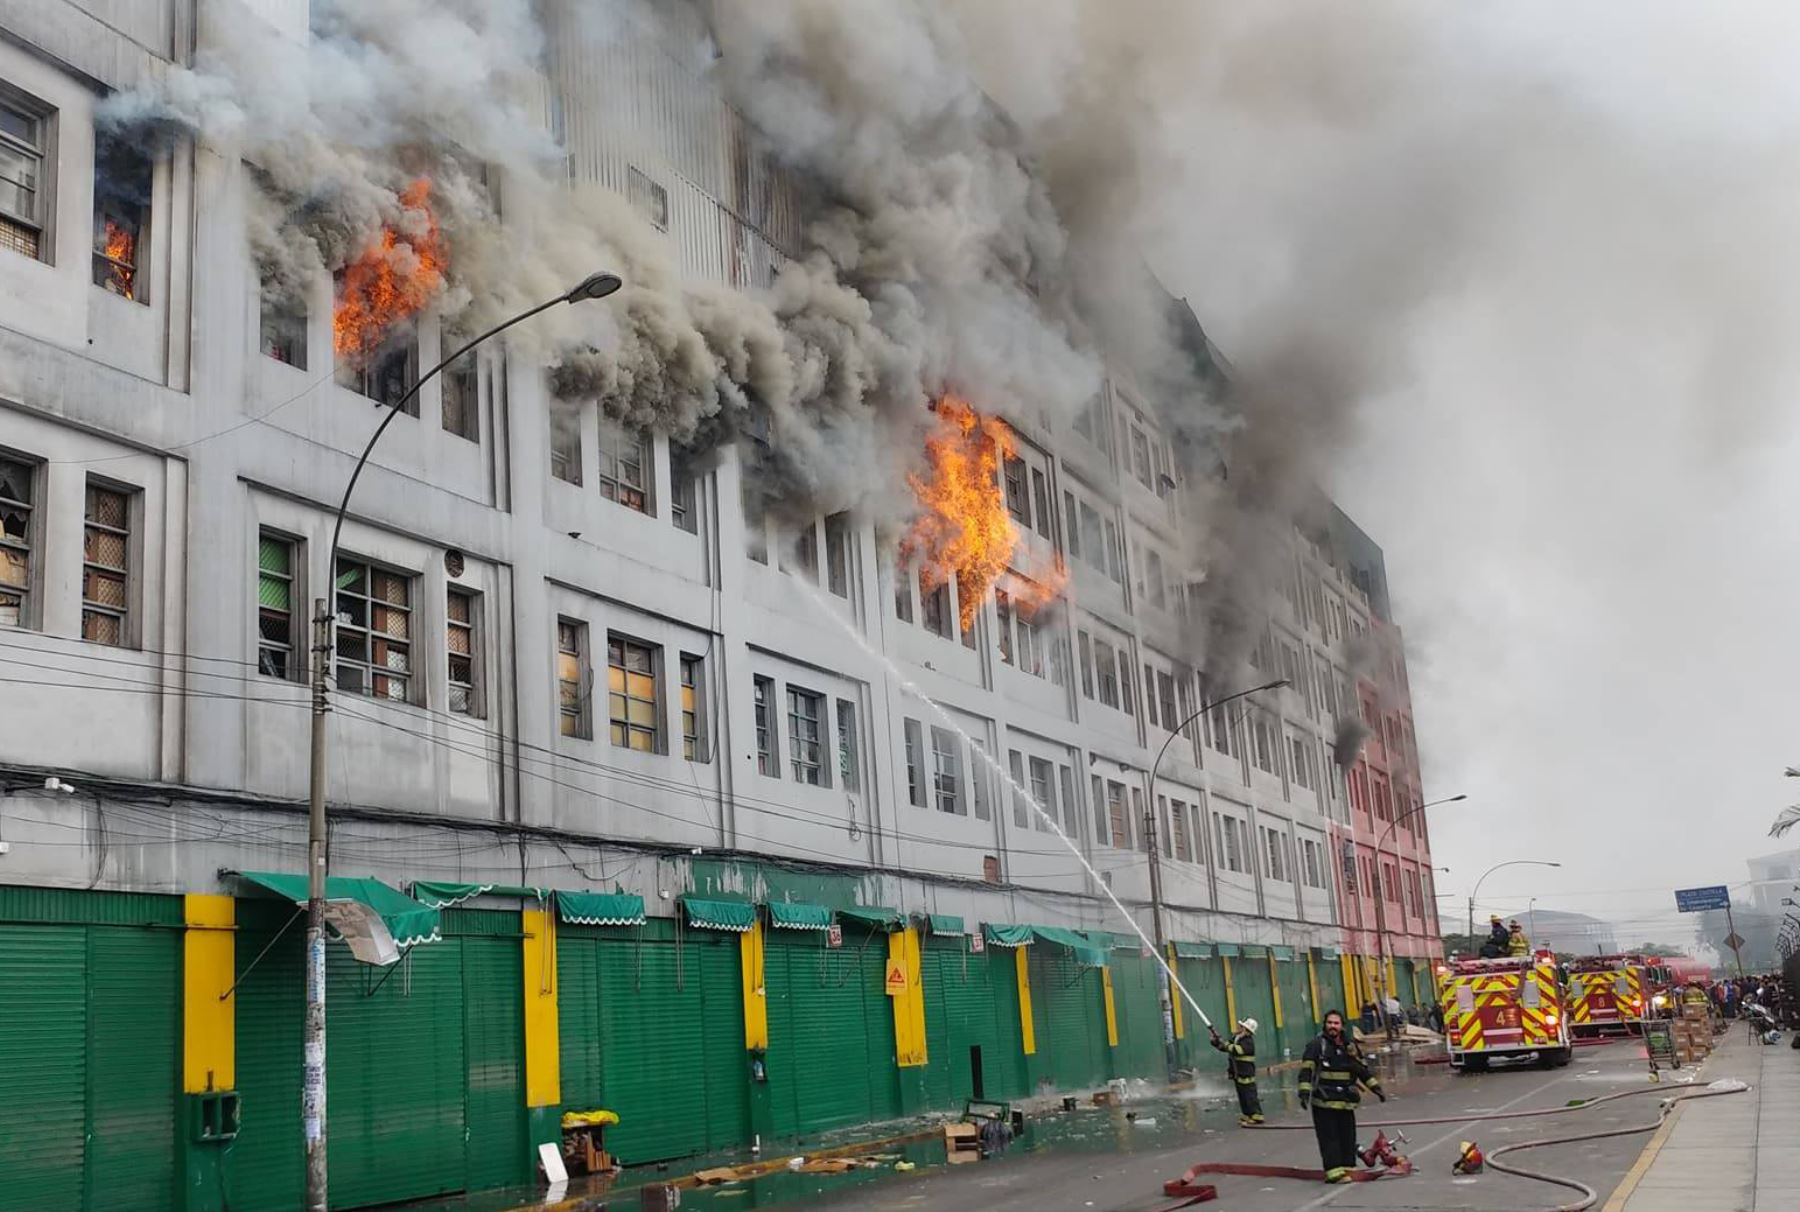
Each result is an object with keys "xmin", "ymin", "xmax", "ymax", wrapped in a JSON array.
[{"xmin": 1707, "ymin": 973, "xmax": 1794, "ymax": 1025}]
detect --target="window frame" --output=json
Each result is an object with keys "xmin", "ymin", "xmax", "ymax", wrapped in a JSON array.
[
  {"xmin": 904, "ymin": 717, "xmax": 926, "ymax": 806},
  {"xmin": 258, "ymin": 277, "xmax": 308, "ymax": 369},
  {"xmin": 786, "ymin": 684, "xmax": 827, "ymax": 786},
  {"xmin": 256, "ymin": 529, "xmax": 301, "ymax": 680},
  {"xmin": 1027, "ymin": 756, "xmax": 1055, "ymax": 833},
  {"xmin": 337, "ymin": 325, "xmax": 421, "ymax": 413},
  {"xmin": 0, "ymin": 449, "xmax": 40, "ymax": 630},
  {"xmin": 607, "ymin": 632, "xmax": 661, "ymax": 753},
  {"xmin": 929, "ymin": 725, "xmax": 963, "ymax": 815},
  {"xmin": 597, "ymin": 422, "xmax": 653, "ymax": 515},
  {"xmin": 836, "ymin": 698, "xmax": 859, "ymax": 791},
  {"xmin": 80, "ymin": 479, "xmax": 135, "ymax": 648},
  {"xmin": 0, "ymin": 85, "xmax": 53, "ymax": 263},
  {"xmin": 333, "ymin": 555, "xmax": 415, "ymax": 702},
  {"xmin": 557, "ymin": 616, "xmax": 590, "ymax": 739},
  {"xmin": 1106, "ymin": 780, "xmax": 1130, "ymax": 850},
  {"xmin": 754, "ymin": 675, "xmax": 779, "ymax": 776},
  {"xmin": 680, "ymin": 653, "xmax": 708, "ymax": 762},
  {"xmin": 446, "ymin": 586, "xmax": 480, "ymax": 716},
  {"xmin": 440, "ymin": 335, "xmax": 480, "ymax": 442},
  {"xmin": 91, "ymin": 131, "xmax": 151, "ymax": 303}
]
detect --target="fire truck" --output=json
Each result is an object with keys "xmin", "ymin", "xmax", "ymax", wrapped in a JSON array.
[
  {"xmin": 1566, "ymin": 955, "xmax": 1652, "ymax": 1037},
  {"xmin": 1437, "ymin": 950, "xmax": 1572, "ymax": 1071}
]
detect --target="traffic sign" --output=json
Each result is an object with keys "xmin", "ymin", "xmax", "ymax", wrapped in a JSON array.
[
  {"xmin": 1724, "ymin": 932, "xmax": 1745, "ymax": 952},
  {"xmin": 885, "ymin": 959, "xmax": 908, "ymax": 995},
  {"xmin": 1674, "ymin": 885, "xmax": 1731, "ymax": 913}
]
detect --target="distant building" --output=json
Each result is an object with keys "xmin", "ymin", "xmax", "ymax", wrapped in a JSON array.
[{"xmin": 1494, "ymin": 908, "xmax": 1619, "ymax": 956}]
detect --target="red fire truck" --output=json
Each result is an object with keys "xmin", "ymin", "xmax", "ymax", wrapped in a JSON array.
[
  {"xmin": 1437, "ymin": 951, "xmax": 1572, "ymax": 1072},
  {"xmin": 1566, "ymin": 955, "xmax": 1651, "ymax": 1037}
]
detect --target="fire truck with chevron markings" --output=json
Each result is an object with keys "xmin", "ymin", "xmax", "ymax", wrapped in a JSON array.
[
  {"xmin": 1437, "ymin": 950, "xmax": 1573, "ymax": 1071},
  {"xmin": 1565, "ymin": 954, "xmax": 1656, "ymax": 1037}
]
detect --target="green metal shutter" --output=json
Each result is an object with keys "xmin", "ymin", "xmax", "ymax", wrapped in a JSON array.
[
  {"xmin": 595, "ymin": 929, "xmax": 710, "ymax": 1163},
  {"xmin": 1229, "ymin": 959, "xmax": 1277, "ymax": 1059},
  {"xmin": 1033, "ymin": 949, "xmax": 1105, "ymax": 1092},
  {"xmin": 1315, "ymin": 954, "xmax": 1348, "ymax": 1021},
  {"xmin": 1174, "ymin": 957, "xmax": 1232, "ymax": 1073},
  {"xmin": 920, "ymin": 949, "xmax": 955, "ymax": 1110},
  {"xmin": 85, "ymin": 926, "xmax": 178, "ymax": 1212},
  {"xmin": 695, "ymin": 933, "xmax": 751, "ymax": 1154},
  {"xmin": 1276, "ymin": 959, "xmax": 1313, "ymax": 1061},
  {"xmin": 929, "ymin": 943, "xmax": 1016, "ymax": 1106},
  {"xmin": 1110, "ymin": 952, "xmax": 1164, "ymax": 1080},
  {"xmin": 0, "ymin": 925, "xmax": 87, "ymax": 1211},
  {"xmin": 768, "ymin": 932, "xmax": 875, "ymax": 1137},
  {"xmin": 222, "ymin": 901, "xmax": 303, "ymax": 1211},
  {"xmin": 984, "ymin": 951, "xmax": 1029, "ymax": 1100},
  {"xmin": 857, "ymin": 939, "xmax": 902, "ymax": 1124},
  {"xmin": 456, "ymin": 911, "xmax": 527, "ymax": 1193},
  {"xmin": 326, "ymin": 937, "xmax": 467, "ymax": 1208},
  {"xmin": 556, "ymin": 931, "xmax": 603, "ymax": 1109}
]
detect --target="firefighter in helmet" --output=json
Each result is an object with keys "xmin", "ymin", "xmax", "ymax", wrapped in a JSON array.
[
  {"xmin": 1299, "ymin": 1008, "xmax": 1387, "ymax": 1183},
  {"xmin": 1481, "ymin": 915, "xmax": 1510, "ymax": 958},
  {"xmin": 1210, "ymin": 1016, "xmax": 1263, "ymax": 1125},
  {"xmin": 1507, "ymin": 920, "xmax": 1530, "ymax": 956}
]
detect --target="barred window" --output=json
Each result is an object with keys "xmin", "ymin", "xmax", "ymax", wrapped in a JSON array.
[
  {"xmin": 0, "ymin": 453, "xmax": 37, "ymax": 628},
  {"xmin": 607, "ymin": 634, "xmax": 659, "ymax": 752},
  {"xmin": 257, "ymin": 531, "xmax": 299, "ymax": 679},
  {"xmin": 334, "ymin": 558, "xmax": 412, "ymax": 700},
  {"xmin": 446, "ymin": 587, "xmax": 477, "ymax": 714},
  {"xmin": 0, "ymin": 93, "xmax": 49, "ymax": 261},
  {"xmin": 81, "ymin": 482, "xmax": 132, "ymax": 646},
  {"xmin": 557, "ymin": 618, "xmax": 589, "ymax": 738}
]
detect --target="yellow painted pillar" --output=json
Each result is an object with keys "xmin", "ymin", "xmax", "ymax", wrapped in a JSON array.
[
  {"xmin": 1306, "ymin": 952, "xmax": 1322, "ymax": 1024},
  {"xmin": 1268, "ymin": 953, "xmax": 1284, "ymax": 1031},
  {"xmin": 1386, "ymin": 955, "xmax": 1398, "ymax": 1005},
  {"xmin": 889, "ymin": 928, "xmax": 928, "ymax": 1067},
  {"xmin": 183, "ymin": 894, "xmax": 235, "ymax": 1093},
  {"xmin": 1166, "ymin": 944, "xmax": 1185, "ymax": 1040},
  {"xmin": 1101, "ymin": 967, "xmax": 1119, "ymax": 1047},
  {"xmin": 1339, "ymin": 954, "xmax": 1357, "ymax": 1014},
  {"xmin": 522, "ymin": 907, "xmax": 561, "ymax": 1107},
  {"xmin": 740, "ymin": 920, "xmax": 769, "ymax": 1052},
  {"xmin": 1015, "ymin": 947, "xmax": 1036, "ymax": 1055},
  {"xmin": 1222, "ymin": 955, "xmax": 1238, "ymax": 1029}
]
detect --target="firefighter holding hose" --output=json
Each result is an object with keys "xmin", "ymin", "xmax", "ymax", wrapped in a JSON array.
[
  {"xmin": 1209, "ymin": 1016, "xmax": 1263, "ymax": 1125},
  {"xmin": 1299, "ymin": 1009, "xmax": 1386, "ymax": 1183}
]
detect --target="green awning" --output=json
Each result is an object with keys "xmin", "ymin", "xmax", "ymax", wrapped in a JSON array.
[
  {"xmin": 1032, "ymin": 925, "xmax": 1108, "ymax": 968},
  {"xmin": 766, "ymin": 902, "xmax": 833, "ymax": 931},
  {"xmin": 926, "ymin": 914, "xmax": 965, "ymax": 935},
  {"xmin": 410, "ymin": 881, "xmax": 549, "ymax": 909},
  {"xmin": 229, "ymin": 871, "xmax": 439, "ymax": 965},
  {"xmin": 839, "ymin": 905, "xmax": 903, "ymax": 930},
  {"xmin": 1214, "ymin": 943, "xmax": 1241, "ymax": 957},
  {"xmin": 1270, "ymin": 945, "xmax": 1297, "ymax": 962},
  {"xmin": 1238, "ymin": 944, "xmax": 1269, "ymax": 958},
  {"xmin": 681, "ymin": 896, "xmax": 757, "ymax": 932},
  {"xmin": 1314, "ymin": 946, "xmax": 1341, "ymax": 960},
  {"xmin": 983, "ymin": 923, "xmax": 1034, "ymax": 948},
  {"xmin": 556, "ymin": 891, "xmax": 646, "ymax": 927},
  {"xmin": 1173, "ymin": 941, "xmax": 1212, "ymax": 959}
]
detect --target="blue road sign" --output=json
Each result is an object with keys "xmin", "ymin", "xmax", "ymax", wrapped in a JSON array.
[{"xmin": 1674, "ymin": 885, "xmax": 1731, "ymax": 913}]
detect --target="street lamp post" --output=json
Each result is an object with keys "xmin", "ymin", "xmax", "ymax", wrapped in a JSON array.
[
  {"xmin": 1143, "ymin": 677, "xmax": 1288, "ymax": 1080},
  {"xmin": 1370, "ymin": 794, "xmax": 1466, "ymax": 1013},
  {"xmin": 1466, "ymin": 859, "xmax": 1563, "ymax": 951},
  {"xmin": 301, "ymin": 271, "xmax": 621, "ymax": 1212}
]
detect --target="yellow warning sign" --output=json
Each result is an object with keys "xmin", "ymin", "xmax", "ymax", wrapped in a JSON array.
[{"xmin": 885, "ymin": 959, "xmax": 908, "ymax": 995}]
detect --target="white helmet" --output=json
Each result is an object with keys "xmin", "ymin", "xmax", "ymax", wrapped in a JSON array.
[{"xmin": 1239, "ymin": 1017, "xmax": 1259, "ymax": 1034}]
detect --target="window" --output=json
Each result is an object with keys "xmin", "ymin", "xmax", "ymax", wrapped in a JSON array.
[
  {"xmin": 825, "ymin": 512, "xmax": 851, "ymax": 597},
  {"xmin": 0, "ymin": 454, "xmax": 36, "ymax": 628},
  {"xmin": 1091, "ymin": 774, "xmax": 1108, "ymax": 841},
  {"xmin": 921, "ymin": 579, "xmax": 952, "ymax": 638},
  {"xmin": 1003, "ymin": 456, "xmax": 1029, "ymax": 524},
  {"xmin": 754, "ymin": 676, "xmax": 777, "ymax": 775},
  {"xmin": 742, "ymin": 478, "xmax": 769, "ymax": 563},
  {"xmin": 1142, "ymin": 664, "xmax": 1158, "ymax": 727},
  {"xmin": 930, "ymin": 726, "xmax": 963, "ymax": 815},
  {"xmin": 1290, "ymin": 737, "xmax": 1312, "ymax": 789},
  {"xmin": 79, "ymin": 481, "xmax": 133, "ymax": 646},
  {"xmin": 995, "ymin": 590, "xmax": 1013, "ymax": 665},
  {"xmin": 1063, "ymin": 492, "xmax": 1080, "ymax": 559},
  {"xmin": 607, "ymin": 634, "xmax": 659, "ymax": 752},
  {"xmin": 1264, "ymin": 827, "xmax": 1289, "ymax": 881},
  {"xmin": 1104, "ymin": 520, "xmax": 1122, "ymax": 582},
  {"xmin": 1028, "ymin": 757, "xmax": 1055, "ymax": 833},
  {"xmin": 1157, "ymin": 671, "xmax": 1178, "ymax": 732},
  {"xmin": 1095, "ymin": 640, "xmax": 1119, "ymax": 708},
  {"xmin": 550, "ymin": 400, "xmax": 582, "ymax": 485},
  {"xmin": 1078, "ymin": 503, "xmax": 1104, "ymax": 570},
  {"xmin": 334, "ymin": 557, "xmax": 412, "ymax": 700},
  {"xmin": 1014, "ymin": 606, "xmax": 1043, "ymax": 677},
  {"xmin": 1253, "ymin": 713, "xmax": 1279, "ymax": 775},
  {"xmin": 787, "ymin": 687, "xmax": 825, "ymax": 785},
  {"xmin": 1059, "ymin": 765, "xmax": 1077, "ymax": 837},
  {"xmin": 1131, "ymin": 786, "xmax": 1149, "ymax": 853},
  {"xmin": 1118, "ymin": 655, "xmax": 1134, "ymax": 716},
  {"xmin": 1169, "ymin": 799, "xmax": 1192, "ymax": 862},
  {"xmin": 1107, "ymin": 781, "xmax": 1129, "ymax": 850},
  {"xmin": 903, "ymin": 717, "xmax": 926, "ymax": 806},
  {"xmin": 1383, "ymin": 862, "xmax": 1400, "ymax": 904},
  {"xmin": 893, "ymin": 563, "xmax": 914, "ymax": 622},
  {"xmin": 259, "ymin": 279, "xmax": 307, "ymax": 368},
  {"xmin": 438, "ymin": 587, "xmax": 477, "ymax": 714},
  {"xmin": 1146, "ymin": 550, "xmax": 1166, "ymax": 608},
  {"xmin": 786, "ymin": 524, "xmax": 819, "ymax": 582},
  {"xmin": 1131, "ymin": 427, "xmax": 1153, "ymax": 487},
  {"xmin": 1008, "ymin": 750, "xmax": 1029, "ymax": 827},
  {"xmin": 1215, "ymin": 813, "xmax": 1246, "ymax": 873},
  {"xmin": 92, "ymin": 133, "xmax": 150, "ymax": 302},
  {"xmin": 836, "ymin": 698, "xmax": 858, "ymax": 791},
  {"xmin": 628, "ymin": 165, "xmax": 669, "ymax": 230},
  {"xmin": 598, "ymin": 423, "xmax": 651, "ymax": 514},
  {"xmin": 557, "ymin": 618, "xmax": 589, "ymax": 738},
  {"xmin": 1077, "ymin": 630, "xmax": 1094, "ymax": 698},
  {"xmin": 681, "ymin": 656, "xmax": 707, "ymax": 761},
  {"xmin": 339, "ymin": 327, "xmax": 419, "ymax": 411},
  {"xmin": 1404, "ymin": 869, "xmax": 1420, "ymax": 916},
  {"xmin": 1206, "ymin": 695, "xmax": 1235, "ymax": 758},
  {"xmin": 670, "ymin": 447, "xmax": 698, "ymax": 534},
  {"xmin": 1176, "ymin": 674, "xmax": 1197, "ymax": 741},
  {"xmin": 0, "ymin": 91, "xmax": 49, "ymax": 261},
  {"xmin": 441, "ymin": 339, "xmax": 479, "ymax": 441},
  {"xmin": 1031, "ymin": 469, "xmax": 1052, "ymax": 540},
  {"xmin": 1301, "ymin": 838, "xmax": 1324, "ymax": 888}
]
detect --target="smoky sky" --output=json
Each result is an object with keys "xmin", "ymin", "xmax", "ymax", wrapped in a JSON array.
[{"xmin": 952, "ymin": 0, "xmax": 1800, "ymax": 951}]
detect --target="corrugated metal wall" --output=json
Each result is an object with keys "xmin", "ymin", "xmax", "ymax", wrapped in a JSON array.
[
  {"xmin": 1031, "ymin": 949, "xmax": 1107, "ymax": 1092},
  {"xmin": 1109, "ymin": 953, "xmax": 1165, "ymax": 1080},
  {"xmin": 765, "ymin": 927, "xmax": 901, "ymax": 1138}
]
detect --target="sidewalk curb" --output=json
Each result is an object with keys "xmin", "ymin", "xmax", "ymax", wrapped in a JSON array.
[{"xmin": 1597, "ymin": 1035, "xmax": 1724, "ymax": 1212}]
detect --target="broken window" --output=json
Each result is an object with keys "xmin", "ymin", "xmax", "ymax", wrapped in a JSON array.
[
  {"xmin": 597, "ymin": 422, "xmax": 651, "ymax": 514},
  {"xmin": 92, "ymin": 133, "xmax": 151, "ymax": 301},
  {"xmin": 681, "ymin": 654, "xmax": 707, "ymax": 762},
  {"xmin": 788, "ymin": 523, "xmax": 819, "ymax": 581},
  {"xmin": 0, "ymin": 90, "xmax": 50, "ymax": 261},
  {"xmin": 440, "ymin": 334, "xmax": 479, "ymax": 442},
  {"xmin": 607, "ymin": 633, "xmax": 659, "ymax": 752},
  {"xmin": 338, "ymin": 320, "xmax": 420, "ymax": 414},
  {"xmin": 550, "ymin": 399, "xmax": 583, "ymax": 485},
  {"xmin": 1003, "ymin": 456, "xmax": 1029, "ymax": 524},
  {"xmin": 259, "ymin": 278, "xmax": 308, "ymax": 369},
  {"xmin": 893, "ymin": 562, "xmax": 914, "ymax": 622},
  {"xmin": 670, "ymin": 447, "xmax": 698, "ymax": 534},
  {"xmin": 995, "ymin": 588, "xmax": 1013, "ymax": 665},
  {"xmin": 81, "ymin": 481, "xmax": 133, "ymax": 646},
  {"xmin": 742, "ymin": 478, "xmax": 769, "ymax": 563},
  {"xmin": 257, "ymin": 530, "xmax": 299, "ymax": 679},
  {"xmin": 447, "ymin": 587, "xmax": 478, "ymax": 715},
  {"xmin": 921, "ymin": 578, "xmax": 952, "ymax": 638},
  {"xmin": 334, "ymin": 557, "xmax": 413, "ymax": 701},
  {"xmin": 557, "ymin": 617, "xmax": 589, "ymax": 738},
  {"xmin": 0, "ymin": 452, "xmax": 37, "ymax": 628}
]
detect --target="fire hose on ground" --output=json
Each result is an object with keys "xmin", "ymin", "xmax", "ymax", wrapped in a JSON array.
[{"xmin": 1161, "ymin": 1080, "xmax": 1748, "ymax": 1212}]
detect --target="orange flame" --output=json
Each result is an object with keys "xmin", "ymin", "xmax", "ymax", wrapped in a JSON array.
[
  {"xmin": 901, "ymin": 396, "xmax": 1066, "ymax": 632},
  {"xmin": 333, "ymin": 178, "xmax": 445, "ymax": 360},
  {"xmin": 97, "ymin": 219, "xmax": 137, "ymax": 298}
]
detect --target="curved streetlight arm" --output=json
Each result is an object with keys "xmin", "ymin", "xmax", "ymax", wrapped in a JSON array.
[
  {"xmin": 1466, "ymin": 859, "xmax": 1562, "ymax": 941},
  {"xmin": 1149, "ymin": 678, "xmax": 1290, "ymax": 790}
]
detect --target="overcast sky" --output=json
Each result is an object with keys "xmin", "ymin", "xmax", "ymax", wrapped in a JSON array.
[{"xmin": 952, "ymin": 0, "xmax": 1800, "ymax": 951}]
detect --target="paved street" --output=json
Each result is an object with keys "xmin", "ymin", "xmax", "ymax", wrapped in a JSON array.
[{"xmin": 739, "ymin": 1039, "xmax": 1726, "ymax": 1212}]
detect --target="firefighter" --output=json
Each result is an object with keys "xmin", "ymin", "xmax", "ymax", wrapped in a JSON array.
[
  {"xmin": 1299, "ymin": 1009, "xmax": 1386, "ymax": 1183},
  {"xmin": 1209, "ymin": 1017, "xmax": 1263, "ymax": 1125},
  {"xmin": 1507, "ymin": 920, "xmax": 1530, "ymax": 956},
  {"xmin": 1481, "ymin": 915, "xmax": 1510, "ymax": 958}
]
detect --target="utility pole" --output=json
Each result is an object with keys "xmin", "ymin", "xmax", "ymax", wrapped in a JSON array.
[{"xmin": 304, "ymin": 600, "xmax": 330, "ymax": 1211}]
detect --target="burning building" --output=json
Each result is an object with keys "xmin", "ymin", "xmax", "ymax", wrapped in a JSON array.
[{"xmin": 0, "ymin": 1, "xmax": 1439, "ymax": 1207}]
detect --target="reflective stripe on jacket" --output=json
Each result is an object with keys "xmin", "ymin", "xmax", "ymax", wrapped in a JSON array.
[
  {"xmin": 1211, "ymin": 1029, "xmax": 1257, "ymax": 1083},
  {"xmin": 1299, "ymin": 1032, "xmax": 1381, "ymax": 1110}
]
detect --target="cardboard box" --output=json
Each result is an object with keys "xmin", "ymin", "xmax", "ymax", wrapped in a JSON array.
[{"xmin": 944, "ymin": 1122, "xmax": 981, "ymax": 1165}]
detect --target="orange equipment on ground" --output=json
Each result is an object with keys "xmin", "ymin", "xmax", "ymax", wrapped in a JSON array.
[{"xmin": 1437, "ymin": 950, "xmax": 1572, "ymax": 1072}]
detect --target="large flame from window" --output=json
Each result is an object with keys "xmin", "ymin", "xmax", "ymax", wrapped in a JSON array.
[
  {"xmin": 902, "ymin": 396, "xmax": 1066, "ymax": 632},
  {"xmin": 333, "ymin": 178, "xmax": 445, "ymax": 360}
]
